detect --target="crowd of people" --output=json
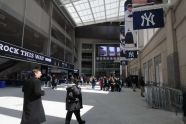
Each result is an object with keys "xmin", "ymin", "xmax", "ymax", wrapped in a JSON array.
[
  {"xmin": 67, "ymin": 75, "xmax": 123, "ymax": 92},
  {"xmin": 21, "ymin": 68, "xmax": 86, "ymax": 124},
  {"xmin": 20, "ymin": 68, "xmax": 147, "ymax": 124}
]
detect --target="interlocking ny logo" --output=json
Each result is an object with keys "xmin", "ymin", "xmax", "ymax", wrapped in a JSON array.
[
  {"xmin": 141, "ymin": 12, "xmax": 155, "ymax": 27},
  {"xmin": 128, "ymin": 51, "xmax": 134, "ymax": 58}
]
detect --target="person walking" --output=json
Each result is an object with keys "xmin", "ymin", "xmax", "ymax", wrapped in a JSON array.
[
  {"xmin": 91, "ymin": 76, "xmax": 96, "ymax": 89},
  {"xmin": 131, "ymin": 76, "xmax": 137, "ymax": 92},
  {"xmin": 65, "ymin": 79, "xmax": 85, "ymax": 124},
  {"xmin": 99, "ymin": 77, "xmax": 104, "ymax": 90},
  {"xmin": 51, "ymin": 74, "xmax": 57, "ymax": 89},
  {"xmin": 21, "ymin": 69, "xmax": 46, "ymax": 124},
  {"xmin": 140, "ymin": 77, "xmax": 145, "ymax": 97}
]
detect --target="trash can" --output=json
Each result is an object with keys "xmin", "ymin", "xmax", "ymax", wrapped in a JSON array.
[{"xmin": 0, "ymin": 81, "xmax": 6, "ymax": 88}]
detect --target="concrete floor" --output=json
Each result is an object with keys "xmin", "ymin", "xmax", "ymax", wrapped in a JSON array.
[{"xmin": 0, "ymin": 85, "xmax": 184, "ymax": 124}]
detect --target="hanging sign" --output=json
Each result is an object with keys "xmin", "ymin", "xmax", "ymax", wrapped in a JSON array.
[
  {"xmin": 133, "ymin": 8, "xmax": 164, "ymax": 30},
  {"xmin": 0, "ymin": 40, "xmax": 74, "ymax": 70}
]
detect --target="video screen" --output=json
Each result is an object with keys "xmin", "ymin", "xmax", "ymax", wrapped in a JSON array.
[
  {"xmin": 108, "ymin": 47, "xmax": 115, "ymax": 56},
  {"xmin": 117, "ymin": 47, "xmax": 120, "ymax": 56},
  {"xmin": 99, "ymin": 46, "xmax": 107, "ymax": 56}
]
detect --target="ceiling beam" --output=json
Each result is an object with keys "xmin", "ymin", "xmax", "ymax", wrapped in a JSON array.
[
  {"xmin": 103, "ymin": 0, "xmax": 107, "ymax": 22},
  {"xmin": 70, "ymin": 0, "xmax": 84, "ymax": 25},
  {"xmin": 87, "ymin": 0, "xmax": 96, "ymax": 23},
  {"xmin": 118, "ymin": 0, "xmax": 121, "ymax": 19}
]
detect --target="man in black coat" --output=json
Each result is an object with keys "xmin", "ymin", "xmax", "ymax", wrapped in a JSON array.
[
  {"xmin": 21, "ymin": 69, "xmax": 46, "ymax": 124},
  {"xmin": 65, "ymin": 80, "xmax": 85, "ymax": 124}
]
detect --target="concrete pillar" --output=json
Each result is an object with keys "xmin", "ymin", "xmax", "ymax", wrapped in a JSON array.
[
  {"xmin": 78, "ymin": 40, "xmax": 82, "ymax": 76},
  {"xmin": 138, "ymin": 51, "xmax": 142, "ymax": 79},
  {"xmin": 21, "ymin": 0, "xmax": 27, "ymax": 47},
  {"xmin": 47, "ymin": 1, "xmax": 53, "ymax": 56},
  {"xmin": 120, "ymin": 65, "xmax": 122, "ymax": 78},
  {"xmin": 93, "ymin": 43, "xmax": 96, "ymax": 76},
  {"xmin": 72, "ymin": 29, "xmax": 75, "ymax": 64},
  {"xmin": 166, "ymin": 9, "xmax": 180, "ymax": 89}
]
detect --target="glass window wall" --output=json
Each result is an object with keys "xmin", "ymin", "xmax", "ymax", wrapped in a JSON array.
[{"xmin": 0, "ymin": 0, "xmax": 25, "ymax": 46}]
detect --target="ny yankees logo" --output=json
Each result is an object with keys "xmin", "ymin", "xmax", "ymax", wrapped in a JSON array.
[
  {"xmin": 141, "ymin": 12, "xmax": 155, "ymax": 27},
  {"xmin": 128, "ymin": 51, "xmax": 134, "ymax": 58}
]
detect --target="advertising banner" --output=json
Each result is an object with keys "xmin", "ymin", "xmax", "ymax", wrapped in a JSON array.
[
  {"xmin": 120, "ymin": 1, "xmax": 138, "ymax": 59},
  {"xmin": 133, "ymin": 8, "xmax": 164, "ymax": 30},
  {"xmin": 0, "ymin": 40, "xmax": 74, "ymax": 70},
  {"xmin": 124, "ymin": 3, "xmax": 138, "ymax": 48},
  {"xmin": 120, "ymin": 60, "xmax": 128, "ymax": 65},
  {"xmin": 125, "ymin": 50, "xmax": 138, "ymax": 58}
]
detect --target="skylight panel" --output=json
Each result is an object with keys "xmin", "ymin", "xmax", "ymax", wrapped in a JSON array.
[
  {"xmin": 67, "ymin": 6, "xmax": 76, "ymax": 13},
  {"xmin": 119, "ymin": 0, "xmax": 125, "ymax": 16},
  {"xmin": 74, "ymin": 17, "xmax": 82, "ymax": 23},
  {"xmin": 74, "ymin": 0, "xmax": 85, "ymax": 5},
  {"xmin": 99, "ymin": 11, "xmax": 105, "ymax": 16},
  {"xmin": 110, "ymin": 8, "xmax": 118, "ymax": 15},
  {"xmin": 78, "ymin": 9, "xmax": 92, "ymax": 16},
  {"xmin": 94, "ymin": 12, "xmax": 105, "ymax": 18},
  {"xmin": 56, "ymin": 0, "xmax": 126, "ymax": 26},
  {"xmin": 110, "ymin": 2, "xmax": 118, "ymax": 9},
  {"xmin": 92, "ymin": 6, "xmax": 104, "ymax": 13},
  {"xmin": 106, "ymin": 4, "xmax": 111, "ymax": 10},
  {"xmin": 81, "ymin": 15, "xmax": 94, "ymax": 22},
  {"xmin": 90, "ymin": 0, "xmax": 104, "ymax": 7},
  {"xmin": 119, "ymin": 7, "xmax": 124, "ymax": 12},
  {"xmin": 120, "ymin": 0, "xmax": 125, "ymax": 6},
  {"xmin": 105, "ymin": 0, "xmax": 118, "ymax": 4},
  {"xmin": 70, "ymin": 12, "xmax": 78, "ymax": 18},
  {"xmin": 84, "ymin": 2, "xmax": 89, "ymax": 9},
  {"xmin": 119, "ymin": 9, "xmax": 125, "ymax": 16},
  {"xmin": 75, "ymin": 3, "xmax": 87, "ymax": 11},
  {"xmin": 65, "ymin": 3, "xmax": 73, "ymax": 8},
  {"xmin": 105, "ymin": 0, "xmax": 112, "ymax": 4},
  {"xmin": 95, "ymin": 16, "xmax": 105, "ymax": 21},
  {"xmin": 107, "ymin": 14, "xmax": 116, "ymax": 18},
  {"xmin": 106, "ymin": 9, "xmax": 111, "ymax": 15}
]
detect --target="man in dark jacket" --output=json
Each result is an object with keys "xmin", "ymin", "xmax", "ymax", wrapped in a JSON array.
[
  {"xmin": 65, "ymin": 80, "xmax": 85, "ymax": 124},
  {"xmin": 21, "ymin": 69, "xmax": 46, "ymax": 124}
]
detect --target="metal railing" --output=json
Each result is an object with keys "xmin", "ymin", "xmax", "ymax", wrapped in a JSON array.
[{"xmin": 145, "ymin": 82, "xmax": 183, "ymax": 115}]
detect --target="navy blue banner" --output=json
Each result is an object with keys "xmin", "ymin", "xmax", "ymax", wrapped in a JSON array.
[
  {"xmin": 125, "ymin": 50, "xmax": 138, "ymax": 58},
  {"xmin": 0, "ymin": 40, "xmax": 74, "ymax": 70},
  {"xmin": 120, "ymin": 50, "xmax": 138, "ymax": 58},
  {"xmin": 133, "ymin": 8, "xmax": 164, "ymax": 30},
  {"xmin": 120, "ymin": 49, "xmax": 126, "ymax": 57},
  {"xmin": 121, "ymin": 60, "xmax": 128, "ymax": 65}
]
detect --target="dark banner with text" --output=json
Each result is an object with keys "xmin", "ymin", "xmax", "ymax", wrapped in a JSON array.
[{"xmin": 0, "ymin": 40, "xmax": 74, "ymax": 70}]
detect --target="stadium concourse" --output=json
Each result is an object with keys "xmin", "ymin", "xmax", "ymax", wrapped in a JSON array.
[{"xmin": 0, "ymin": 84, "xmax": 183, "ymax": 124}]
